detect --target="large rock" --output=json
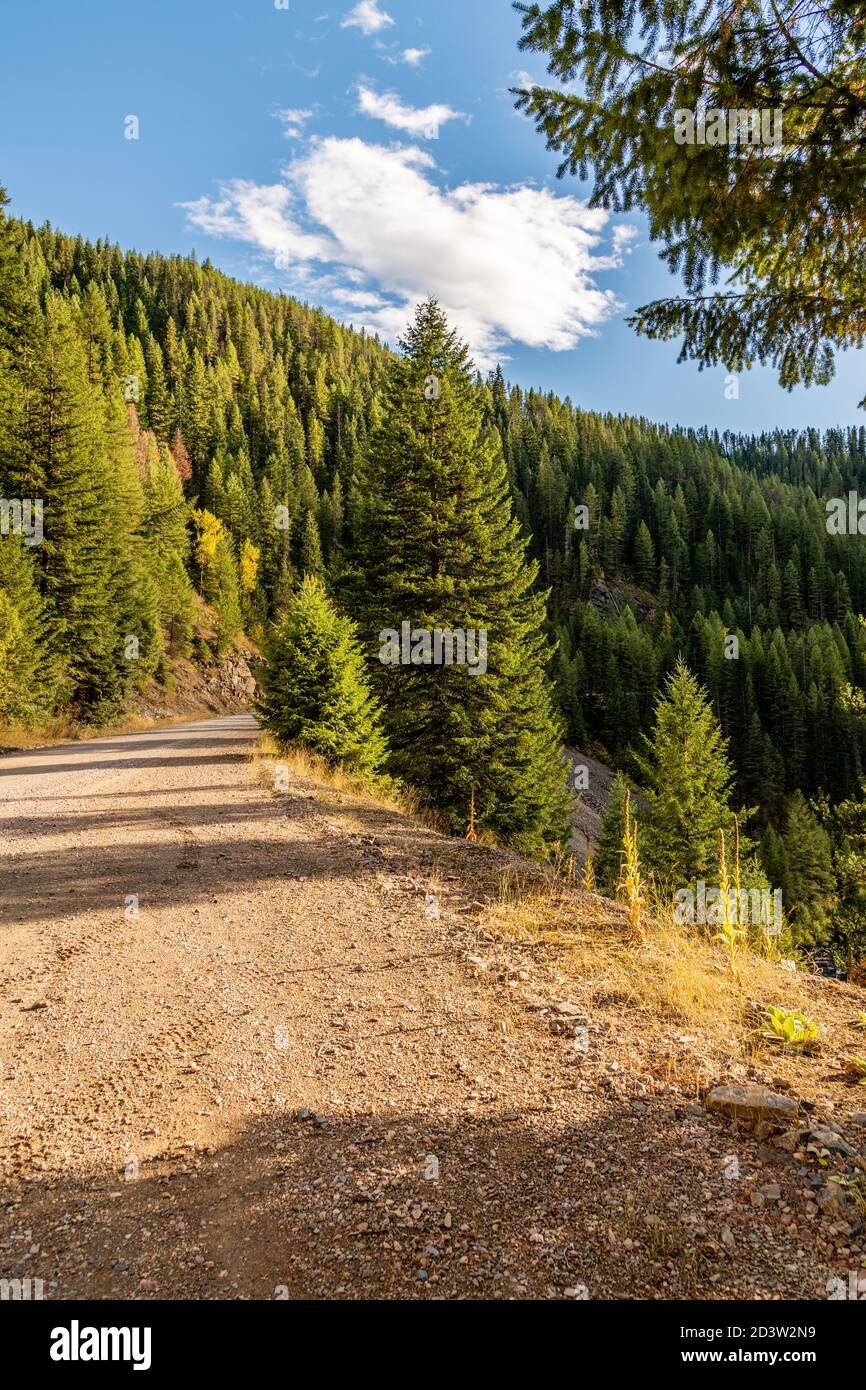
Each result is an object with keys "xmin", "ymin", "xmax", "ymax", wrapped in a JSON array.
[{"xmin": 705, "ymin": 1083, "xmax": 799, "ymax": 1125}]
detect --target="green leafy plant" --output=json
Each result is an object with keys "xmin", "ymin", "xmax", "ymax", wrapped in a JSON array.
[
  {"xmin": 761, "ymin": 1006, "xmax": 821, "ymax": 1053},
  {"xmin": 850, "ymin": 1012, "xmax": 866, "ymax": 1032}
]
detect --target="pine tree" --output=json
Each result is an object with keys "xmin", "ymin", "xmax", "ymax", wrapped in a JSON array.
[
  {"xmin": 101, "ymin": 390, "xmax": 163, "ymax": 686},
  {"xmin": 633, "ymin": 520, "xmax": 656, "ymax": 589},
  {"xmin": 0, "ymin": 534, "xmax": 57, "ymax": 721},
  {"xmin": 20, "ymin": 295, "xmax": 124, "ymax": 714},
  {"xmin": 257, "ymin": 576, "xmax": 388, "ymax": 781},
  {"xmin": 595, "ymin": 772, "xmax": 629, "ymax": 893},
  {"xmin": 74, "ymin": 282, "xmax": 113, "ymax": 390},
  {"xmin": 142, "ymin": 435, "xmax": 196, "ymax": 655},
  {"xmin": 515, "ymin": 2, "xmax": 866, "ymax": 408},
  {"xmin": 637, "ymin": 657, "xmax": 737, "ymax": 887},
  {"xmin": 299, "ymin": 509, "xmax": 323, "ymax": 578},
  {"xmin": 781, "ymin": 792, "xmax": 835, "ymax": 940},
  {"xmin": 210, "ymin": 536, "xmax": 242, "ymax": 656},
  {"xmin": 346, "ymin": 299, "xmax": 571, "ymax": 854},
  {"xmin": 828, "ymin": 788, "xmax": 866, "ymax": 975}
]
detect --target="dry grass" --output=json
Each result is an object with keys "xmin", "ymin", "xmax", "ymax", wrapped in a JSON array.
[
  {"xmin": 250, "ymin": 735, "xmax": 514, "ymax": 851},
  {"xmin": 250, "ymin": 734, "xmax": 415, "ymax": 818},
  {"xmin": 484, "ymin": 868, "xmax": 866, "ymax": 1093}
]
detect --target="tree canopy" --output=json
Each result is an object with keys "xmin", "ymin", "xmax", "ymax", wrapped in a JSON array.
[{"xmin": 514, "ymin": 1, "xmax": 866, "ymax": 402}]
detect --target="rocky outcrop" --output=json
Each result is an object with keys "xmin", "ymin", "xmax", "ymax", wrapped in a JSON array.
[{"xmin": 202, "ymin": 651, "xmax": 260, "ymax": 707}]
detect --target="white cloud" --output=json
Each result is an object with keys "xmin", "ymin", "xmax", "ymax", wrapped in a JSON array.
[
  {"xmin": 340, "ymin": 1, "xmax": 394, "ymax": 36},
  {"xmin": 181, "ymin": 137, "xmax": 633, "ymax": 368},
  {"xmin": 387, "ymin": 46, "xmax": 431, "ymax": 66},
  {"xmin": 612, "ymin": 224, "xmax": 639, "ymax": 255},
  {"xmin": 329, "ymin": 286, "xmax": 392, "ymax": 309},
  {"xmin": 274, "ymin": 108, "xmax": 314, "ymax": 139},
  {"xmin": 179, "ymin": 181, "xmax": 333, "ymax": 267},
  {"xmin": 356, "ymin": 84, "xmax": 466, "ymax": 137}
]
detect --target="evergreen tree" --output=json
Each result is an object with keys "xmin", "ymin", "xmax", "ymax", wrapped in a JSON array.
[
  {"xmin": 827, "ymin": 787, "xmax": 866, "ymax": 974},
  {"xmin": 515, "ymin": 1, "xmax": 866, "ymax": 407},
  {"xmin": 210, "ymin": 535, "xmax": 242, "ymax": 656},
  {"xmin": 347, "ymin": 299, "xmax": 571, "ymax": 853},
  {"xmin": 637, "ymin": 658, "xmax": 737, "ymax": 886},
  {"xmin": 101, "ymin": 391, "xmax": 163, "ymax": 686},
  {"xmin": 299, "ymin": 509, "xmax": 323, "ymax": 578},
  {"xmin": 257, "ymin": 576, "xmax": 389, "ymax": 781},
  {"xmin": 20, "ymin": 295, "xmax": 123, "ymax": 714},
  {"xmin": 142, "ymin": 435, "xmax": 196, "ymax": 655},
  {"xmin": 780, "ymin": 792, "xmax": 835, "ymax": 940},
  {"xmin": 0, "ymin": 535, "xmax": 56, "ymax": 721},
  {"xmin": 595, "ymin": 772, "xmax": 630, "ymax": 893},
  {"xmin": 633, "ymin": 520, "xmax": 656, "ymax": 589}
]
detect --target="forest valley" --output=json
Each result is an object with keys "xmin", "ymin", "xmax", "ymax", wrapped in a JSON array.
[{"xmin": 1, "ymin": 190, "xmax": 865, "ymax": 981}]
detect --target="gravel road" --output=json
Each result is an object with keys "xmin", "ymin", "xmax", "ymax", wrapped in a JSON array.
[{"xmin": 0, "ymin": 715, "xmax": 860, "ymax": 1300}]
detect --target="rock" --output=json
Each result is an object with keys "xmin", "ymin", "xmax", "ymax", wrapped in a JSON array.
[
  {"xmin": 848, "ymin": 1112, "xmax": 866, "ymax": 1130},
  {"xmin": 760, "ymin": 1182, "xmax": 782, "ymax": 1200},
  {"xmin": 705, "ymin": 1083, "xmax": 799, "ymax": 1126},
  {"xmin": 550, "ymin": 1002, "xmax": 588, "ymax": 1037},
  {"xmin": 550, "ymin": 1016, "xmax": 587, "ymax": 1038},
  {"xmin": 721, "ymin": 1226, "xmax": 736, "ymax": 1250},
  {"xmin": 807, "ymin": 1127, "xmax": 856, "ymax": 1158},
  {"xmin": 817, "ymin": 1184, "xmax": 853, "ymax": 1218},
  {"xmin": 773, "ymin": 1127, "xmax": 811, "ymax": 1153}
]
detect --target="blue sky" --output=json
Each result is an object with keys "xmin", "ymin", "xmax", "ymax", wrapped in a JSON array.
[{"xmin": 1, "ymin": 0, "xmax": 862, "ymax": 433}]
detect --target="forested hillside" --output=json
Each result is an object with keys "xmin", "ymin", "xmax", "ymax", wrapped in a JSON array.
[{"xmin": 1, "ymin": 190, "xmax": 865, "ymax": 962}]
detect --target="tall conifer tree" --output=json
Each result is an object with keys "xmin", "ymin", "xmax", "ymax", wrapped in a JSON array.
[{"xmin": 346, "ymin": 299, "xmax": 570, "ymax": 853}]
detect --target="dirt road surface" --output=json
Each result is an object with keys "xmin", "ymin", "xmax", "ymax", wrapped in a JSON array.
[{"xmin": 0, "ymin": 716, "xmax": 856, "ymax": 1299}]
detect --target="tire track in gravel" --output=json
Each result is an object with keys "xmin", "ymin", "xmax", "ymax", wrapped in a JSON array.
[{"xmin": 1, "ymin": 714, "xmax": 858, "ymax": 1301}]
